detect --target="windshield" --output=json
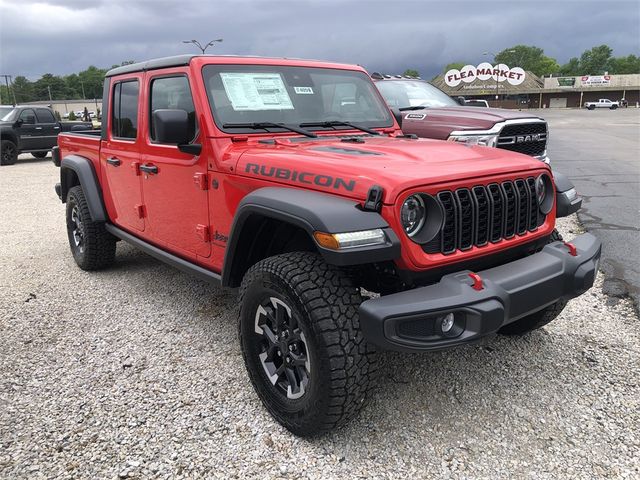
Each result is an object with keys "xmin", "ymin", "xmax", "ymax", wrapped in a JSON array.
[
  {"xmin": 0, "ymin": 107, "xmax": 16, "ymax": 121},
  {"xmin": 376, "ymin": 80, "xmax": 458, "ymax": 109},
  {"xmin": 202, "ymin": 65, "xmax": 393, "ymax": 133}
]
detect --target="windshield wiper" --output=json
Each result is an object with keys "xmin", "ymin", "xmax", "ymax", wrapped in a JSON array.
[
  {"xmin": 222, "ymin": 122, "xmax": 317, "ymax": 138},
  {"xmin": 299, "ymin": 121, "xmax": 381, "ymax": 136},
  {"xmin": 398, "ymin": 105, "xmax": 427, "ymax": 111}
]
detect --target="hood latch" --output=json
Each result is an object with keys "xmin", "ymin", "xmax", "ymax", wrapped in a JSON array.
[{"xmin": 363, "ymin": 185, "xmax": 384, "ymax": 212}]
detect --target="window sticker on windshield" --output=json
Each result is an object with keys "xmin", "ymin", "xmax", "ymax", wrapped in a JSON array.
[
  {"xmin": 294, "ymin": 86, "xmax": 314, "ymax": 95},
  {"xmin": 220, "ymin": 72, "xmax": 294, "ymax": 111}
]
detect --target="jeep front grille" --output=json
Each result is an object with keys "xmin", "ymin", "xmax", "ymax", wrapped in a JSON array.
[
  {"xmin": 497, "ymin": 122, "xmax": 547, "ymax": 157},
  {"xmin": 423, "ymin": 177, "xmax": 545, "ymax": 255}
]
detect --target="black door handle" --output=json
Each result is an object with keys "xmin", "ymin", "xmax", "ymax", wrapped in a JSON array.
[
  {"xmin": 140, "ymin": 164, "xmax": 158, "ymax": 174},
  {"xmin": 106, "ymin": 157, "xmax": 121, "ymax": 166}
]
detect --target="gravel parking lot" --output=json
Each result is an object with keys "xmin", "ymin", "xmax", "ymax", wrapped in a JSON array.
[{"xmin": 1, "ymin": 157, "xmax": 639, "ymax": 479}]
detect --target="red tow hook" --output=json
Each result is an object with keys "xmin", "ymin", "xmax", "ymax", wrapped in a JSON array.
[
  {"xmin": 468, "ymin": 273, "xmax": 484, "ymax": 291},
  {"xmin": 563, "ymin": 242, "xmax": 578, "ymax": 257}
]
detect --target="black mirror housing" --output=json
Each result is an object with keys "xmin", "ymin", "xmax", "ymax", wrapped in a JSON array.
[
  {"xmin": 152, "ymin": 109, "xmax": 190, "ymax": 145},
  {"xmin": 456, "ymin": 96, "xmax": 466, "ymax": 106},
  {"xmin": 391, "ymin": 108, "xmax": 403, "ymax": 127}
]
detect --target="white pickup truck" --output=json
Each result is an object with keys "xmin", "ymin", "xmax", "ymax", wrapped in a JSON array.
[{"xmin": 584, "ymin": 98, "xmax": 619, "ymax": 110}]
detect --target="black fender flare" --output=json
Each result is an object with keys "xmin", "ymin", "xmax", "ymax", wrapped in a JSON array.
[
  {"xmin": 0, "ymin": 129, "xmax": 19, "ymax": 146},
  {"xmin": 553, "ymin": 171, "xmax": 582, "ymax": 218},
  {"xmin": 60, "ymin": 155, "xmax": 108, "ymax": 222},
  {"xmin": 222, "ymin": 187, "xmax": 400, "ymax": 287}
]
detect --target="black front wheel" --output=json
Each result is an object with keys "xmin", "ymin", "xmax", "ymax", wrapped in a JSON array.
[
  {"xmin": 32, "ymin": 151, "xmax": 49, "ymax": 159},
  {"xmin": 239, "ymin": 252, "xmax": 377, "ymax": 436},
  {"xmin": 1, "ymin": 140, "xmax": 17, "ymax": 166}
]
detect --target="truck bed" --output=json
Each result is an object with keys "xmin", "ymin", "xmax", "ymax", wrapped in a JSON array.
[{"xmin": 57, "ymin": 131, "xmax": 102, "ymax": 179}]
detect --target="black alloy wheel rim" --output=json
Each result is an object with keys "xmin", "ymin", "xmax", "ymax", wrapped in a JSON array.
[
  {"xmin": 3, "ymin": 144, "xmax": 14, "ymax": 162},
  {"xmin": 254, "ymin": 296, "xmax": 311, "ymax": 400},
  {"xmin": 70, "ymin": 205, "xmax": 85, "ymax": 253}
]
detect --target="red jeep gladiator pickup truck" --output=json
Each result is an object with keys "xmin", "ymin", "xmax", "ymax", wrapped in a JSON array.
[{"xmin": 54, "ymin": 55, "xmax": 598, "ymax": 436}]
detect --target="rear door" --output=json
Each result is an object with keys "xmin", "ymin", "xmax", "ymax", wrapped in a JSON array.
[
  {"xmin": 140, "ymin": 70, "xmax": 211, "ymax": 259},
  {"xmin": 100, "ymin": 76, "xmax": 145, "ymax": 231},
  {"xmin": 34, "ymin": 108, "xmax": 59, "ymax": 150},
  {"xmin": 16, "ymin": 109, "xmax": 38, "ymax": 150}
]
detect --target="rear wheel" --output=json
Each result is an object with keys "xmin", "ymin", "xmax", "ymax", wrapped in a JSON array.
[
  {"xmin": 1, "ymin": 140, "xmax": 17, "ymax": 165},
  {"xmin": 32, "ymin": 151, "xmax": 48, "ymax": 159},
  {"xmin": 239, "ymin": 252, "xmax": 377, "ymax": 436},
  {"xmin": 66, "ymin": 186, "xmax": 116, "ymax": 270}
]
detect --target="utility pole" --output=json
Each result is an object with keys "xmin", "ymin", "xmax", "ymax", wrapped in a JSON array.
[
  {"xmin": 48, "ymin": 85, "xmax": 53, "ymax": 102},
  {"xmin": 80, "ymin": 80, "xmax": 86, "ymax": 99}
]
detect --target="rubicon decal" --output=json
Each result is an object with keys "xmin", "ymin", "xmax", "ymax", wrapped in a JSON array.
[{"xmin": 245, "ymin": 163, "xmax": 356, "ymax": 192}]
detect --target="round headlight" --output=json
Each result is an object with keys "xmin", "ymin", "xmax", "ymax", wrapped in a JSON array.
[
  {"xmin": 536, "ymin": 174, "xmax": 554, "ymax": 214},
  {"xmin": 535, "ymin": 175, "xmax": 547, "ymax": 205},
  {"xmin": 401, "ymin": 195, "xmax": 426, "ymax": 237}
]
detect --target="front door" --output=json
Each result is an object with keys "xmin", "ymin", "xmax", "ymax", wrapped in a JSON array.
[
  {"xmin": 34, "ymin": 108, "xmax": 60, "ymax": 150},
  {"xmin": 140, "ymin": 71, "xmax": 211, "ymax": 259},
  {"xmin": 16, "ymin": 108, "xmax": 38, "ymax": 151},
  {"xmin": 101, "ymin": 77, "xmax": 145, "ymax": 232}
]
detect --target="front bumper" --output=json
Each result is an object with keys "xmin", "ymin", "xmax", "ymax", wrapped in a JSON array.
[{"xmin": 359, "ymin": 233, "xmax": 601, "ymax": 352}]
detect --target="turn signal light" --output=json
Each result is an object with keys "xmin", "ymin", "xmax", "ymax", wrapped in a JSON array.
[{"xmin": 313, "ymin": 229, "xmax": 386, "ymax": 250}]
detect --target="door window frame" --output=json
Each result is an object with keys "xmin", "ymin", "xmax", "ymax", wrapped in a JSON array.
[
  {"xmin": 146, "ymin": 72, "xmax": 199, "ymax": 145},
  {"xmin": 110, "ymin": 78, "xmax": 141, "ymax": 142}
]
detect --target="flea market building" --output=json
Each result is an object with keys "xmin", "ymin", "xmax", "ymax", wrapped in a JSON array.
[{"xmin": 431, "ymin": 71, "xmax": 640, "ymax": 109}]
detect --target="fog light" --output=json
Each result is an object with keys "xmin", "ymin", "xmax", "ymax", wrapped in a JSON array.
[{"xmin": 440, "ymin": 313, "xmax": 455, "ymax": 333}]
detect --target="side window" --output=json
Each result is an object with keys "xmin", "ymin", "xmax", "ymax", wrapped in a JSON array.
[
  {"xmin": 35, "ymin": 108, "xmax": 56, "ymax": 123},
  {"xmin": 19, "ymin": 109, "xmax": 37, "ymax": 124},
  {"xmin": 150, "ymin": 76, "xmax": 197, "ymax": 142},
  {"xmin": 111, "ymin": 80, "xmax": 139, "ymax": 140}
]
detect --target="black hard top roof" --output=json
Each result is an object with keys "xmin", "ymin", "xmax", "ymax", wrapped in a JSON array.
[{"xmin": 105, "ymin": 55, "xmax": 196, "ymax": 77}]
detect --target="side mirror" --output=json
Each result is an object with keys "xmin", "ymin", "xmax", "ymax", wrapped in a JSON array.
[
  {"xmin": 391, "ymin": 108, "xmax": 403, "ymax": 127},
  {"xmin": 13, "ymin": 119, "xmax": 23, "ymax": 128},
  {"xmin": 456, "ymin": 96, "xmax": 466, "ymax": 106},
  {"xmin": 152, "ymin": 109, "xmax": 191, "ymax": 144}
]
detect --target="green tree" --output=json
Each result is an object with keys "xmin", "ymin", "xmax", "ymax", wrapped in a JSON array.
[
  {"xmin": 33, "ymin": 74, "xmax": 68, "ymax": 101},
  {"xmin": 402, "ymin": 69, "xmax": 420, "ymax": 78},
  {"xmin": 578, "ymin": 45, "xmax": 613, "ymax": 74},
  {"xmin": 78, "ymin": 66, "xmax": 107, "ymax": 99},
  {"xmin": 443, "ymin": 62, "xmax": 465, "ymax": 73},
  {"xmin": 68, "ymin": 110, "xmax": 76, "ymax": 121},
  {"xmin": 494, "ymin": 45, "xmax": 559, "ymax": 76},
  {"xmin": 607, "ymin": 54, "xmax": 640, "ymax": 74},
  {"xmin": 64, "ymin": 73, "xmax": 83, "ymax": 99},
  {"xmin": 11, "ymin": 76, "xmax": 33, "ymax": 103},
  {"xmin": 559, "ymin": 57, "xmax": 581, "ymax": 76}
]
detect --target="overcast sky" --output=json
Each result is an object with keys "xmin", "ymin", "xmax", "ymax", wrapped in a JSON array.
[{"xmin": 1, "ymin": 0, "xmax": 638, "ymax": 80}]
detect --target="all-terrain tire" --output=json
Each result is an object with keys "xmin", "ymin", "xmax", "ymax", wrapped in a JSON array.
[
  {"xmin": 66, "ymin": 185, "xmax": 116, "ymax": 270},
  {"xmin": 498, "ymin": 228, "xmax": 566, "ymax": 335},
  {"xmin": 32, "ymin": 151, "xmax": 49, "ymax": 159},
  {"xmin": 239, "ymin": 252, "xmax": 378, "ymax": 436},
  {"xmin": 1, "ymin": 140, "xmax": 18, "ymax": 165}
]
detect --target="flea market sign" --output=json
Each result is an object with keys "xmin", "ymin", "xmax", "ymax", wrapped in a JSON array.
[{"xmin": 444, "ymin": 63, "xmax": 526, "ymax": 87}]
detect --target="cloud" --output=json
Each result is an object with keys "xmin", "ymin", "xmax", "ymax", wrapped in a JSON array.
[{"xmin": 1, "ymin": 0, "xmax": 638, "ymax": 80}]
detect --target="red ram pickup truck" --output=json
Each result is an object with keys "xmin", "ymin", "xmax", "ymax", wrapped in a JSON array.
[
  {"xmin": 373, "ymin": 74, "xmax": 551, "ymax": 163},
  {"xmin": 54, "ymin": 55, "xmax": 598, "ymax": 436}
]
